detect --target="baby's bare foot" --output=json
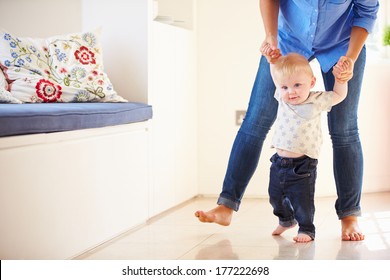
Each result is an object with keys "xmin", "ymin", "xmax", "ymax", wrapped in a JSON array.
[
  {"xmin": 293, "ymin": 233, "xmax": 313, "ymax": 243},
  {"xmin": 194, "ymin": 205, "xmax": 233, "ymax": 226},
  {"xmin": 341, "ymin": 216, "xmax": 365, "ymax": 241},
  {"xmin": 272, "ymin": 224, "xmax": 296, "ymax": 235}
]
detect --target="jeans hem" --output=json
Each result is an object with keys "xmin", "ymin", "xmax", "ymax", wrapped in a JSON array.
[
  {"xmin": 217, "ymin": 196, "xmax": 240, "ymax": 212},
  {"xmin": 337, "ymin": 207, "xmax": 361, "ymax": 220},
  {"xmin": 298, "ymin": 230, "xmax": 315, "ymax": 240},
  {"xmin": 279, "ymin": 219, "xmax": 298, "ymax": 228}
]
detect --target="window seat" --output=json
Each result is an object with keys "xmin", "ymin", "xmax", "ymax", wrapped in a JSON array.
[
  {"xmin": 0, "ymin": 102, "xmax": 153, "ymax": 137},
  {"xmin": 0, "ymin": 102, "xmax": 153, "ymax": 259}
]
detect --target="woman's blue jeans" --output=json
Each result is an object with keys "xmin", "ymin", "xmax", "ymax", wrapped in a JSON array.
[{"xmin": 217, "ymin": 48, "xmax": 366, "ymax": 219}]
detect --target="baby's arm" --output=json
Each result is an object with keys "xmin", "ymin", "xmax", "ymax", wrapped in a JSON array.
[
  {"xmin": 331, "ymin": 57, "xmax": 350, "ymax": 106},
  {"xmin": 261, "ymin": 44, "xmax": 281, "ymax": 85}
]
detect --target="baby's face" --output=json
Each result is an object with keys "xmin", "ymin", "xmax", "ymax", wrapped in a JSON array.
[{"xmin": 275, "ymin": 72, "xmax": 316, "ymax": 105}]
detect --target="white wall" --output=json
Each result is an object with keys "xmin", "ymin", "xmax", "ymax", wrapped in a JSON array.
[
  {"xmin": 82, "ymin": 0, "xmax": 148, "ymax": 103},
  {"xmin": 358, "ymin": 57, "xmax": 390, "ymax": 193},
  {"xmin": 196, "ymin": 0, "xmax": 390, "ymax": 198},
  {"xmin": 0, "ymin": 0, "xmax": 82, "ymax": 37},
  {"xmin": 197, "ymin": 0, "xmax": 271, "ymax": 198}
]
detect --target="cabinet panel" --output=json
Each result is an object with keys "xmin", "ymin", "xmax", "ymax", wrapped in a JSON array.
[
  {"xmin": 149, "ymin": 22, "xmax": 177, "ymax": 216},
  {"xmin": 149, "ymin": 21, "xmax": 197, "ymax": 216}
]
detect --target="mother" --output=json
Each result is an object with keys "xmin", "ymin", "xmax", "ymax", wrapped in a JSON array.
[{"xmin": 195, "ymin": 0, "xmax": 379, "ymax": 241}]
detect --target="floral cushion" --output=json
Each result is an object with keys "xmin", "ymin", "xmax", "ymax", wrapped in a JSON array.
[
  {"xmin": 0, "ymin": 30, "xmax": 126, "ymax": 103},
  {"xmin": 0, "ymin": 65, "xmax": 21, "ymax": 103}
]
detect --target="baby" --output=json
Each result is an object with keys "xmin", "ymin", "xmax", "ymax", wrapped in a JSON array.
[{"xmin": 263, "ymin": 48, "xmax": 349, "ymax": 242}]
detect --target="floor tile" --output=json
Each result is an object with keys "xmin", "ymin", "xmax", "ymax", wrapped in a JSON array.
[{"xmin": 75, "ymin": 192, "xmax": 390, "ymax": 260}]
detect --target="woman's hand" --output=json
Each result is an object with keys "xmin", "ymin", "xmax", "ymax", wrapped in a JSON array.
[
  {"xmin": 332, "ymin": 56, "xmax": 354, "ymax": 84},
  {"xmin": 260, "ymin": 35, "xmax": 281, "ymax": 64}
]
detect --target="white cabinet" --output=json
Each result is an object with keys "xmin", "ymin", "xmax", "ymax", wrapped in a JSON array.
[
  {"xmin": 148, "ymin": 0, "xmax": 198, "ymax": 216},
  {"xmin": 153, "ymin": 0, "xmax": 195, "ymax": 30},
  {"xmin": 84, "ymin": 0, "xmax": 198, "ymax": 217},
  {"xmin": 0, "ymin": 124, "xmax": 150, "ymax": 259}
]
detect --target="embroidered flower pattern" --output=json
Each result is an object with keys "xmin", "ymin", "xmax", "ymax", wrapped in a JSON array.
[
  {"xmin": 74, "ymin": 46, "xmax": 96, "ymax": 65},
  {"xmin": 35, "ymin": 79, "xmax": 62, "ymax": 102},
  {"xmin": 71, "ymin": 67, "xmax": 87, "ymax": 80},
  {"xmin": 82, "ymin": 32, "xmax": 96, "ymax": 48},
  {"xmin": 73, "ymin": 90, "xmax": 94, "ymax": 102}
]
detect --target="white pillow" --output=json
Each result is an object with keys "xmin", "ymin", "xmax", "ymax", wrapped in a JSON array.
[
  {"xmin": 0, "ymin": 29, "xmax": 126, "ymax": 103},
  {"xmin": 0, "ymin": 67, "xmax": 22, "ymax": 104}
]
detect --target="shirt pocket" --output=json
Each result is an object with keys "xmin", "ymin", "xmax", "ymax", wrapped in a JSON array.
[{"xmin": 322, "ymin": 0, "xmax": 352, "ymax": 27}]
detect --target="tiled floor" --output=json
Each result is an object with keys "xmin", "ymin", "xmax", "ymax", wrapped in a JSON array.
[{"xmin": 75, "ymin": 192, "xmax": 390, "ymax": 260}]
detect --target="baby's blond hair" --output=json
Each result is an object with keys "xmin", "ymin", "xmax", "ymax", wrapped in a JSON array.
[{"xmin": 272, "ymin": 53, "xmax": 313, "ymax": 80}]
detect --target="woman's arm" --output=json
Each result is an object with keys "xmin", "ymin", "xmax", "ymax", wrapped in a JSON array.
[
  {"xmin": 346, "ymin": 26, "xmax": 369, "ymax": 62},
  {"xmin": 260, "ymin": 0, "xmax": 280, "ymax": 40},
  {"xmin": 259, "ymin": 0, "xmax": 281, "ymax": 63},
  {"xmin": 333, "ymin": 26, "xmax": 369, "ymax": 83}
]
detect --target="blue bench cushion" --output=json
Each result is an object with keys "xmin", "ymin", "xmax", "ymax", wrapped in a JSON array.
[{"xmin": 0, "ymin": 102, "xmax": 152, "ymax": 137}]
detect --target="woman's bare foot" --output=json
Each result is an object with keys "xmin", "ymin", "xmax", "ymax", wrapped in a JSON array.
[
  {"xmin": 293, "ymin": 233, "xmax": 313, "ymax": 243},
  {"xmin": 272, "ymin": 224, "xmax": 296, "ymax": 236},
  {"xmin": 341, "ymin": 216, "xmax": 365, "ymax": 241},
  {"xmin": 194, "ymin": 205, "xmax": 233, "ymax": 226}
]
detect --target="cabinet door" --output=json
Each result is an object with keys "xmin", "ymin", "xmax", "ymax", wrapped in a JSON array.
[
  {"xmin": 149, "ymin": 22, "xmax": 177, "ymax": 216},
  {"xmin": 149, "ymin": 22, "xmax": 198, "ymax": 216},
  {"xmin": 173, "ymin": 27, "xmax": 198, "ymax": 204}
]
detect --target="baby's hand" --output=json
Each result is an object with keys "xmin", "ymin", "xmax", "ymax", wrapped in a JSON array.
[{"xmin": 332, "ymin": 56, "xmax": 354, "ymax": 84}]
